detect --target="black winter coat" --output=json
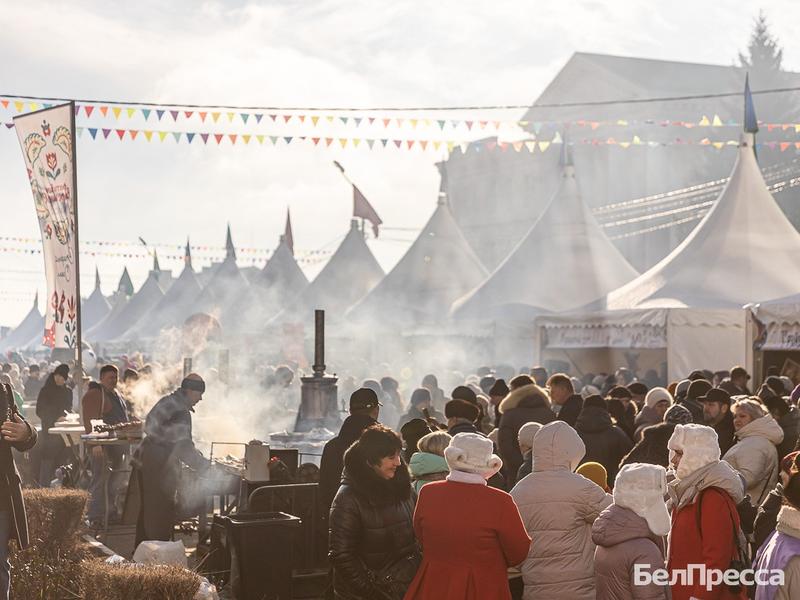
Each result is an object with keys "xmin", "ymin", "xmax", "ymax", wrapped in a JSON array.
[
  {"xmin": 497, "ymin": 385, "xmax": 555, "ymax": 488},
  {"xmin": 753, "ymin": 482, "xmax": 784, "ymax": 551},
  {"xmin": 777, "ymin": 407, "xmax": 800, "ymax": 460},
  {"xmin": 319, "ymin": 414, "xmax": 377, "ymax": 518},
  {"xmin": 713, "ymin": 412, "xmax": 736, "ymax": 456},
  {"xmin": 575, "ymin": 405, "xmax": 633, "ymax": 486},
  {"xmin": 678, "ymin": 397, "xmax": 704, "ymax": 424},
  {"xmin": 329, "ymin": 443, "xmax": 418, "ymax": 600},
  {"xmin": 35, "ymin": 376, "xmax": 72, "ymax": 431},
  {"xmin": 620, "ymin": 422, "xmax": 676, "ymax": 469},
  {"xmin": 0, "ymin": 384, "xmax": 37, "ymax": 549}
]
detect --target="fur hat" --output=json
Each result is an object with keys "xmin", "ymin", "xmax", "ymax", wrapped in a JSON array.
[
  {"xmin": 582, "ymin": 394, "xmax": 608, "ymax": 411},
  {"xmin": 444, "ymin": 432, "xmax": 502, "ymax": 478},
  {"xmin": 627, "ymin": 382, "xmax": 649, "ymax": 396},
  {"xmin": 645, "ymin": 387, "xmax": 673, "ymax": 409},
  {"xmin": 675, "ymin": 379, "xmax": 691, "ymax": 399},
  {"xmin": 517, "ymin": 422, "xmax": 542, "ymax": 454},
  {"xmin": 664, "ymin": 404, "xmax": 693, "ymax": 425},
  {"xmin": 488, "ymin": 379, "xmax": 509, "ymax": 397},
  {"xmin": 613, "ymin": 463, "xmax": 671, "ymax": 536},
  {"xmin": 580, "ymin": 385, "xmax": 600, "ymax": 399},
  {"xmin": 667, "ymin": 423, "xmax": 720, "ymax": 479},
  {"xmin": 444, "ymin": 399, "xmax": 479, "ymax": 422}
]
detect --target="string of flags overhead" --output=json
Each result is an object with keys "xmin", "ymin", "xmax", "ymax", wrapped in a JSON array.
[
  {"xmin": 4, "ymin": 96, "xmax": 800, "ymax": 133},
  {"xmin": 3, "ymin": 121, "xmax": 798, "ymax": 152}
]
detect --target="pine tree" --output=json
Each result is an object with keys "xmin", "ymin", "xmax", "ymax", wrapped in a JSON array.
[{"xmin": 739, "ymin": 10, "xmax": 783, "ymax": 74}]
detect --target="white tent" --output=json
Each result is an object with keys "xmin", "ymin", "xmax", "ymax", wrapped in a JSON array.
[
  {"xmin": 195, "ymin": 225, "xmax": 251, "ymax": 326},
  {"xmin": 81, "ymin": 267, "xmax": 111, "ymax": 331},
  {"xmin": 273, "ymin": 220, "xmax": 383, "ymax": 323},
  {"xmin": 137, "ymin": 240, "xmax": 203, "ymax": 337},
  {"xmin": 347, "ymin": 195, "xmax": 488, "ymax": 325},
  {"xmin": 227, "ymin": 234, "xmax": 308, "ymax": 332},
  {"xmin": 602, "ymin": 133, "xmax": 800, "ymax": 309},
  {"xmin": 0, "ymin": 294, "xmax": 43, "ymax": 351},
  {"xmin": 452, "ymin": 148, "xmax": 638, "ymax": 319},
  {"xmin": 86, "ymin": 266, "xmax": 136, "ymax": 341}
]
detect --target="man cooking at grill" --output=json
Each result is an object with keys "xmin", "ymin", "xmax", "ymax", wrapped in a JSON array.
[{"xmin": 135, "ymin": 372, "xmax": 210, "ymax": 545}]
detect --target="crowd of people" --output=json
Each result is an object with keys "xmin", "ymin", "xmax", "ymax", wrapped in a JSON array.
[{"xmin": 320, "ymin": 364, "xmax": 800, "ymax": 600}]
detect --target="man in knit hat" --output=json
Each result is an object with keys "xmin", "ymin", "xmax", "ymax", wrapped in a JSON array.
[
  {"xmin": 699, "ymin": 387, "xmax": 736, "ymax": 455},
  {"xmin": 634, "ymin": 387, "xmax": 672, "ymax": 440},
  {"xmin": 488, "ymin": 378, "xmax": 509, "ymax": 427},
  {"xmin": 626, "ymin": 381, "xmax": 649, "ymax": 411},
  {"xmin": 663, "ymin": 404, "xmax": 693, "ymax": 426},
  {"xmin": 678, "ymin": 379, "xmax": 709, "ymax": 424},
  {"xmin": 445, "ymin": 399, "xmax": 480, "ymax": 437}
]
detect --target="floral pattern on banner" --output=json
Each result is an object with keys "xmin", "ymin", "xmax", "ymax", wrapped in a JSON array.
[{"xmin": 14, "ymin": 104, "xmax": 77, "ymax": 351}]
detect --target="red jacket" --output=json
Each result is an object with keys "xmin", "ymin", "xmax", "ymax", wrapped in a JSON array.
[
  {"xmin": 668, "ymin": 487, "xmax": 747, "ymax": 600},
  {"xmin": 403, "ymin": 479, "xmax": 530, "ymax": 600}
]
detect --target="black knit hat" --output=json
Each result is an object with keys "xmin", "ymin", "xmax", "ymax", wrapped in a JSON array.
[
  {"xmin": 488, "ymin": 379, "xmax": 509, "ymax": 397},
  {"xmin": 627, "ymin": 382, "xmax": 648, "ymax": 395},
  {"xmin": 582, "ymin": 395, "xmax": 608, "ymax": 411},
  {"xmin": 54, "ymin": 364, "xmax": 70, "ymax": 379},
  {"xmin": 607, "ymin": 385, "xmax": 632, "ymax": 399},
  {"xmin": 451, "ymin": 385, "xmax": 478, "ymax": 405}
]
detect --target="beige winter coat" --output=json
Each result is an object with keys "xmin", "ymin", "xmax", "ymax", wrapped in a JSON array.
[
  {"xmin": 511, "ymin": 421, "xmax": 612, "ymax": 600},
  {"xmin": 723, "ymin": 414, "xmax": 783, "ymax": 505}
]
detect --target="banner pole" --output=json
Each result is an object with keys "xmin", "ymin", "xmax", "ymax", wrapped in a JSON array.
[{"xmin": 70, "ymin": 101, "xmax": 84, "ymax": 392}]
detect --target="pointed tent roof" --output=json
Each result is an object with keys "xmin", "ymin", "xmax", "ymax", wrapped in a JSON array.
[
  {"xmin": 0, "ymin": 294, "xmax": 43, "ymax": 350},
  {"xmin": 452, "ymin": 143, "xmax": 638, "ymax": 319},
  {"xmin": 604, "ymin": 86, "xmax": 800, "ymax": 309},
  {"xmin": 137, "ymin": 241, "xmax": 204, "ymax": 336},
  {"xmin": 117, "ymin": 267, "xmax": 134, "ymax": 297},
  {"xmin": 348, "ymin": 195, "xmax": 488, "ymax": 324},
  {"xmin": 226, "ymin": 234, "xmax": 308, "ymax": 331},
  {"xmin": 81, "ymin": 267, "xmax": 111, "ymax": 331},
  {"xmin": 275, "ymin": 219, "xmax": 384, "ymax": 322},
  {"xmin": 225, "ymin": 223, "xmax": 236, "ymax": 261},
  {"xmin": 195, "ymin": 226, "xmax": 250, "ymax": 319},
  {"xmin": 93, "ymin": 268, "xmax": 166, "ymax": 341}
]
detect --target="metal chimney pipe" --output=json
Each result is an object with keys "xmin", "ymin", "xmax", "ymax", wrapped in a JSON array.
[{"xmin": 313, "ymin": 309, "xmax": 325, "ymax": 376}]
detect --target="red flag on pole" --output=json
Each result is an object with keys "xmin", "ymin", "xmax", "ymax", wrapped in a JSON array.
[
  {"xmin": 284, "ymin": 208, "xmax": 294, "ymax": 255},
  {"xmin": 353, "ymin": 185, "xmax": 382, "ymax": 238}
]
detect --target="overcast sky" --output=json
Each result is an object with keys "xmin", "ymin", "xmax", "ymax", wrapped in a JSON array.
[{"xmin": 0, "ymin": 0, "xmax": 798, "ymax": 326}]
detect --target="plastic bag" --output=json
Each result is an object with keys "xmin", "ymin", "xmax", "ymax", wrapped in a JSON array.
[
  {"xmin": 132, "ymin": 539, "xmax": 188, "ymax": 568},
  {"xmin": 194, "ymin": 576, "xmax": 219, "ymax": 600}
]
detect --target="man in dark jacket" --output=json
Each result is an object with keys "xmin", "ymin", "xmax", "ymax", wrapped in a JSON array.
[
  {"xmin": 700, "ymin": 388, "xmax": 736, "ymax": 455},
  {"xmin": 606, "ymin": 386, "xmax": 637, "ymax": 440},
  {"xmin": 0, "ymin": 382, "xmax": 36, "ymax": 599},
  {"xmin": 574, "ymin": 395, "xmax": 633, "ymax": 487},
  {"xmin": 763, "ymin": 394, "xmax": 800, "ymax": 459},
  {"xmin": 319, "ymin": 389, "xmax": 380, "ymax": 522},
  {"xmin": 444, "ymin": 399, "xmax": 480, "ymax": 436},
  {"xmin": 546, "ymin": 373, "xmax": 581, "ymax": 418},
  {"xmin": 680, "ymin": 379, "xmax": 710, "ymax": 424},
  {"xmin": 497, "ymin": 382, "xmax": 555, "ymax": 488},
  {"xmin": 136, "ymin": 374, "xmax": 210, "ymax": 545}
]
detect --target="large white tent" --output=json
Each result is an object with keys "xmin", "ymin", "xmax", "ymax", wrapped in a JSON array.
[
  {"xmin": 452, "ymin": 147, "xmax": 638, "ymax": 320},
  {"xmin": 81, "ymin": 267, "xmax": 111, "ymax": 331},
  {"xmin": 0, "ymin": 294, "xmax": 43, "ymax": 351},
  {"xmin": 86, "ymin": 266, "xmax": 136, "ymax": 342},
  {"xmin": 195, "ymin": 225, "xmax": 251, "ymax": 326},
  {"xmin": 347, "ymin": 195, "xmax": 488, "ymax": 325},
  {"xmin": 273, "ymin": 220, "xmax": 383, "ymax": 324},
  {"xmin": 137, "ymin": 239, "xmax": 203, "ymax": 337}
]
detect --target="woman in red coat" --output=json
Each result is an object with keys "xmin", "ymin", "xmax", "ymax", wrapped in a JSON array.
[
  {"xmin": 403, "ymin": 432, "xmax": 531, "ymax": 600},
  {"xmin": 666, "ymin": 424, "xmax": 747, "ymax": 600}
]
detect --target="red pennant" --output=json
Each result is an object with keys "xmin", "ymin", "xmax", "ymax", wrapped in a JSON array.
[
  {"xmin": 393, "ymin": 140, "xmax": 402, "ymax": 148},
  {"xmin": 325, "ymin": 138, "xmax": 333, "ymax": 147},
  {"xmin": 781, "ymin": 142, "xmax": 791, "ymax": 151},
  {"xmin": 283, "ymin": 115, "xmax": 292, "ymax": 123},
  {"xmin": 465, "ymin": 121, "xmax": 473, "ymax": 130},
  {"xmin": 269, "ymin": 114, "xmax": 277, "ymax": 121},
  {"xmin": 184, "ymin": 111, "xmax": 194, "ymax": 119},
  {"xmin": 479, "ymin": 121, "xmax": 487, "ymax": 129},
  {"xmin": 0, "ymin": 100, "xmax": 7, "ymax": 109},
  {"xmin": 499, "ymin": 142, "xmax": 508, "ymax": 151},
  {"xmin": 116, "ymin": 129, "xmax": 125, "ymax": 140},
  {"xmin": 84, "ymin": 106, "xmax": 94, "ymax": 117},
  {"xmin": 129, "ymin": 130, "xmax": 139, "ymax": 140},
  {"xmin": 312, "ymin": 137, "xmax": 320, "ymax": 145},
  {"xmin": 298, "ymin": 115, "xmax": 306, "ymax": 123},
  {"xmin": 228, "ymin": 134, "xmax": 237, "ymax": 144},
  {"xmin": 214, "ymin": 133, "xmax": 224, "ymax": 144},
  {"xmin": 368, "ymin": 117, "xmax": 375, "ymax": 125},
  {"xmin": 382, "ymin": 118, "xmax": 391, "ymax": 127}
]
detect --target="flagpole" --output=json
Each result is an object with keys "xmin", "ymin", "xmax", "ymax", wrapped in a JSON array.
[{"xmin": 70, "ymin": 101, "xmax": 84, "ymax": 394}]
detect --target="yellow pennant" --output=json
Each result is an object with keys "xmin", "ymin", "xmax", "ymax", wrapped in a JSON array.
[
  {"xmin": 459, "ymin": 142, "xmax": 469, "ymax": 154},
  {"xmin": 13, "ymin": 101, "xmax": 23, "ymax": 112},
  {"xmin": 339, "ymin": 138, "xmax": 347, "ymax": 148},
  {"xmin": 142, "ymin": 131, "xmax": 153, "ymax": 141},
  {"xmin": 699, "ymin": 116, "xmax": 710, "ymax": 126},
  {"xmin": 256, "ymin": 135, "xmax": 265, "ymax": 144},
  {"xmin": 446, "ymin": 142, "xmax": 456, "ymax": 152},
  {"xmin": 433, "ymin": 141, "xmax": 441, "ymax": 150},
  {"xmin": 794, "ymin": 124, "xmax": 800, "ymax": 134},
  {"xmin": 212, "ymin": 112, "xmax": 221, "ymax": 123},
  {"xmin": 410, "ymin": 119, "xmax": 418, "ymax": 129},
  {"xmin": 525, "ymin": 141, "xmax": 536, "ymax": 153},
  {"xmin": 242, "ymin": 134, "xmax": 251, "ymax": 144},
  {"xmin": 227, "ymin": 112, "xmax": 235, "ymax": 122},
  {"xmin": 423, "ymin": 119, "xmax": 431, "ymax": 127},
  {"xmin": 29, "ymin": 102, "xmax": 39, "ymax": 111},
  {"xmin": 126, "ymin": 108, "xmax": 136, "ymax": 118},
  {"xmin": 158, "ymin": 131, "xmax": 168, "ymax": 141},
  {"xmin": 619, "ymin": 142, "xmax": 631, "ymax": 148},
  {"xmin": 712, "ymin": 141, "xmax": 724, "ymax": 149},
  {"xmin": 538, "ymin": 141, "xmax": 551, "ymax": 152},
  {"xmin": 712, "ymin": 115, "xmax": 723, "ymax": 126},
  {"xmin": 513, "ymin": 141, "xmax": 524, "ymax": 152},
  {"xmin": 112, "ymin": 107, "xmax": 122, "ymax": 119},
  {"xmin": 311, "ymin": 116, "xmax": 320, "ymax": 126},
  {"xmin": 326, "ymin": 116, "xmax": 335, "ymax": 124},
  {"xmin": 632, "ymin": 135, "xmax": 643, "ymax": 145},
  {"xmin": 352, "ymin": 138, "xmax": 361, "ymax": 148}
]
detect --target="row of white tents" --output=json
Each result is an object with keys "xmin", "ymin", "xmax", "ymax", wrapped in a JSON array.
[{"xmin": 5, "ymin": 83, "xmax": 800, "ymax": 381}]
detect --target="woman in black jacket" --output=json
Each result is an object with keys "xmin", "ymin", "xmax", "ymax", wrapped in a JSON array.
[
  {"xmin": 35, "ymin": 364, "xmax": 72, "ymax": 487},
  {"xmin": 574, "ymin": 395, "xmax": 633, "ymax": 487},
  {"xmin": 329, "ymin": 425, "xmax": 419, "ymax": 600}
]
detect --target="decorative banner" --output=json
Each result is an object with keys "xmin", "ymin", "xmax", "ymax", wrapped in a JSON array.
[{"xmin": 13, "ymin": 103, "xmax": 79, "ymax": 350}]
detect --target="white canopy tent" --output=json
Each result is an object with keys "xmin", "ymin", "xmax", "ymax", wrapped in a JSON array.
[
  {"xmin": 452, "ymin": 147, "xmax": 638, "ymax": 320},
  {"xmin": 347, "ymin": 195, "xmax": 488, "ymax": 326},
  {"xmin": 81, "ymin": 267, "xmax": 111, "ymax": 332},
  {"xmin": 0, "ymin": 294, "xmax": 43, "ymax": 351}
]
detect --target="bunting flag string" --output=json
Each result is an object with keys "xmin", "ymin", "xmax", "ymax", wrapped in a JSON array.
[
  {"xmin": 2, "ymin": 96, "xmax": 800, "ymax": 133},
  {"xmin": 3, "ymin": 121, "xmax": 799, "ymax": 153}
]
